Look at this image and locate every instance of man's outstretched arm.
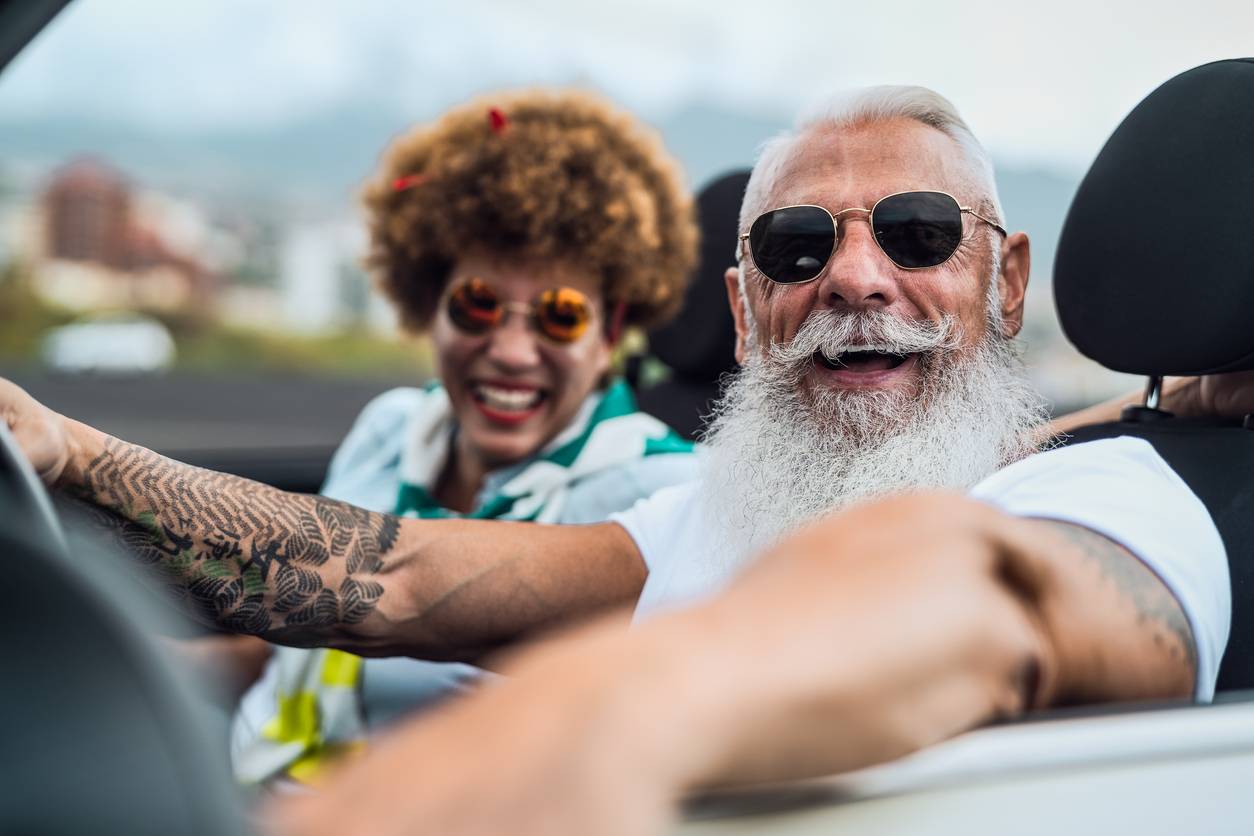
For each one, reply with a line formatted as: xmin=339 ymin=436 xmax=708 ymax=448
xmin=269 ymin=493 xmax=1200 ymax=836
xmin=2 ymin=378 xmax=644 ymax=659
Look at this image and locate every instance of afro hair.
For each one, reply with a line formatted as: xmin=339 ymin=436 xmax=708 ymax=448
xmin=361 ymin=88 xmax=699 ymax=333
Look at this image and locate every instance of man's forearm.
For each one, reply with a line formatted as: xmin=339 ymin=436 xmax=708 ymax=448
xmin=592 ymin=499 xmax=1194 ymax=790
xmin=625 ymin=494 xmax=1050 ymax=788
xmin=58 ymin=421 xmax=401 ymax=648
xmin=52 ymin=419 xmax=646 ymax=658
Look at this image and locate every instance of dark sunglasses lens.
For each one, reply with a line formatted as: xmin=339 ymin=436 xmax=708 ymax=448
xmin=749 ymin=206 xmax=835 ymax=283
xmin=535 ymin=287 xmax=592 ymax=343
xmin=872 ymin=192 xmax=963 ymax=268
xmin=447 ymin=278 xmax=501 ymax=333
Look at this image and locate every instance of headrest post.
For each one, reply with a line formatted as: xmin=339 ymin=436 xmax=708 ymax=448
xmin=1143 ymin=375 xmax=1165 ymax=410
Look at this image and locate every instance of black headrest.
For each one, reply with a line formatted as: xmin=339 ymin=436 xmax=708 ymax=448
xmin=647 ymin=169 xmax=749 ymax=379
xmin=1054 ymin=58 xmax=1254 ymax=376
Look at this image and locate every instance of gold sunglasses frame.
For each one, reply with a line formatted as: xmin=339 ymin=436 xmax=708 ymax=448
xmin=735 ymin=189 xmax=1008 ymax=282
xmin=445 ymin=279 xmax=598 ymax=344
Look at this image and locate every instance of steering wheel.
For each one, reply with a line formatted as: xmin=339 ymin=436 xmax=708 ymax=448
xmin=0 ymin=421 xmax=68 ymax=555
xmin=0 ymin=420 xmax=247 ymax=836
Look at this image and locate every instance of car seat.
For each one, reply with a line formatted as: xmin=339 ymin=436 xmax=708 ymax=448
xmin=1052 ymin=58 xmax=1254 ymax=692
xmin=629 ymin=169 xmax=749 ymax=440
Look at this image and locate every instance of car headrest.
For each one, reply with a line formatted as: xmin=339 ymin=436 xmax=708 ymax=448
xmin=647 ymin=169 xmax=749 ymax=379
xmin=1054 ymin=58 xmax=1254 ymax=376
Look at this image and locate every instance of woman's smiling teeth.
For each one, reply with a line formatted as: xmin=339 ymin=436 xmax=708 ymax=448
xmin=473 ymin=383 xmax=546 ymax=412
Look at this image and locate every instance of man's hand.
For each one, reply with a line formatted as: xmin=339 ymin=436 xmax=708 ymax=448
xmin=267 ymin=494 xmax=1048 ymax=836
xmin=0 ymin=377 xmax=74 ymax=485
xmin=261 ymin=491 xmax=1199 ymax=835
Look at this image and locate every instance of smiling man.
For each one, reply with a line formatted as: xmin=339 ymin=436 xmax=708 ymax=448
xmin=635 ymin=101 xmax=1051 ymax=613
xmin=0 ymin=85 xmax=1235 ymax=834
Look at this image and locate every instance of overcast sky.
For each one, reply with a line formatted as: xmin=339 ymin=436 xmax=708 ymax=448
xmin=2 ymin=0 xmax=1251 ymax=170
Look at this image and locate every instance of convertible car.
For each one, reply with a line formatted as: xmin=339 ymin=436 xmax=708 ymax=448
xmin=2 ymin=4 xmax=1253 ymax=835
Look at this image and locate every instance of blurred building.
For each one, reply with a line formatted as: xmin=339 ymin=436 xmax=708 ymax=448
xmin=36 ymin=157 xmax=217 ymax=312
xmin=263 ymin=218 xmax=391 ymax=334
xmin=42 ymin=158 xmax=132 ymax=268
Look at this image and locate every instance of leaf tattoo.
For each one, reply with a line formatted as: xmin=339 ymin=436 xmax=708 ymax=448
xmin=69 ymin=437 xmax=401 ymax=643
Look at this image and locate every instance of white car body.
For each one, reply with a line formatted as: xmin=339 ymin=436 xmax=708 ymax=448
xmin=680 ymin=698 xmax=1254 ymax=834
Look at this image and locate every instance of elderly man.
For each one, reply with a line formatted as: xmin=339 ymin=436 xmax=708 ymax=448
xmin=0 ymin=85 xmax=1236 ymax=834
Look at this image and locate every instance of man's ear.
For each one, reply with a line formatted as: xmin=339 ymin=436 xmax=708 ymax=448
xmin=997 ymin=232 xmax=1030 ymax=338
xmin=724 ymin=266 xmax=750 ymax=364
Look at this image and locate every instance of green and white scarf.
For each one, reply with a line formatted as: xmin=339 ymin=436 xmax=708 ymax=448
xmin=394 ymin=379 xmax=691 ymax=522
xmin=234 ymin=380 xmax=690 ymax=785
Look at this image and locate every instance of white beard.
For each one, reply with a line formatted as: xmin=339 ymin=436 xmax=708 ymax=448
xmin=697 ymin=301 xmax=1048 ymax=577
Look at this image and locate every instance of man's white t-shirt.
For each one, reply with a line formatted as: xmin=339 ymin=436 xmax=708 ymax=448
xmin=610 ymin=437 xmax=1231 ymax=700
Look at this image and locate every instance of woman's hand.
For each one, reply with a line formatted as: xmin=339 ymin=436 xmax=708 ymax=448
xmin=1170 ymin=371 xmax=1254 ymax=420
xmin=0 ymin=377 xmax=75 ymax=486
xmin=1043 ymin=371 xmax=1254 ymax=444
xmin=164 ymin=635 xmax=274 ymax=703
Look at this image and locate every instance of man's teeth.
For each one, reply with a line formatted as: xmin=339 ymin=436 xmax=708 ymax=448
xmin=816 ymin=346 xmax=909 ymax=370
xmin=475 ymin=384 xmax=543 ymax=412
xmin=836 ymin=344 xmax=897 ymax=355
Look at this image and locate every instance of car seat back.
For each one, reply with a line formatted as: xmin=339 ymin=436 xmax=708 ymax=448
xmin=1053 ymin=58 xmax=1254 ymax=692
xmin=630 ymin=169 xmax=748 ymax=439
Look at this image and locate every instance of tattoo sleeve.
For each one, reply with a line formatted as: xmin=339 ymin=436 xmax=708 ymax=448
xmin=1047 ymin=521 xmax=1198 ymax=681
xmin=64 ymin=437 xmax=400 ymax=646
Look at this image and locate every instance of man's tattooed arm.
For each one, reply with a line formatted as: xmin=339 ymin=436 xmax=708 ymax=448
xmin=51 ymin=429 xmax=645 ymax=661
xmin=64 ymin=436 xmax=400 ymax=648
xmin=1042 ymin=520 xmax=1198 ymax=698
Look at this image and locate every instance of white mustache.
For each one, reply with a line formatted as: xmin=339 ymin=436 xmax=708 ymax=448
xmin=769 ymin=309 xmax=961 ymax=368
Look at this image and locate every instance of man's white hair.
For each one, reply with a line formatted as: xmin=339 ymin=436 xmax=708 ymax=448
xmin=739 ymin=85 xmax=1003 ymax=234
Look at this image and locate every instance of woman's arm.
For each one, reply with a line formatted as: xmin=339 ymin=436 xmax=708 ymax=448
xmin=1037 ymin=370 xmax=1254 ymax=446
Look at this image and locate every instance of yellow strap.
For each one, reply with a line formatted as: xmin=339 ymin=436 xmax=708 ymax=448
xmin=262 ymin=691 xmax=319 ymax=744
xmin=321 ymin=650 xmax=364 ymax=687
xmin=258 ymin=651 xmax=368 ymax=782
xmin=287 ymin=741 xmax=367 ymax=785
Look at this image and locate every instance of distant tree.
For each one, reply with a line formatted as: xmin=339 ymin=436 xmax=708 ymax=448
xmin=0 ymin=164 xmax=15 ymax=201
xmin=0 ymin=261 xmax=75 ymax=362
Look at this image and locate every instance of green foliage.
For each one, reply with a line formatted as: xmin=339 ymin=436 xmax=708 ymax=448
xmin=0 ymin=263 xmax=77 ymax=359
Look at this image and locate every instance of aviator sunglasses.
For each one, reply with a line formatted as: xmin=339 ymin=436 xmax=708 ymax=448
xmin=737 ymin=190 xmax=1007 ymax=283
xmin=445 ymin=277 xmax=595 ymax=344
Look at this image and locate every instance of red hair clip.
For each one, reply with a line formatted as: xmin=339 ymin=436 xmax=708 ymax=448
xmin=392 ymin=174 xmax=427 ymax=192
xmin=488 ymin=107 xmax=509 ymax=134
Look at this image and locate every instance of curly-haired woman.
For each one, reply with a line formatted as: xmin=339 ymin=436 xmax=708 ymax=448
xmin=229 ymin=89 xmax=701 ymax=785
